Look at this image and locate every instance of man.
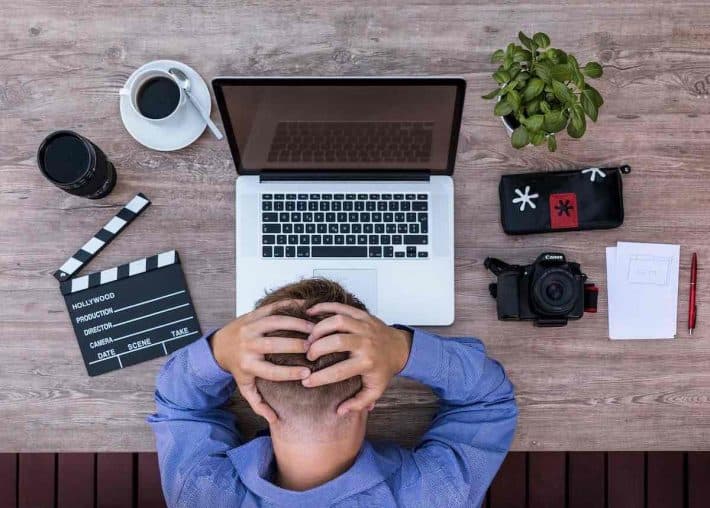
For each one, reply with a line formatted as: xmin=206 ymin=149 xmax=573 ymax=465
xmin=149 ymin=278 xmax=517 ymax=507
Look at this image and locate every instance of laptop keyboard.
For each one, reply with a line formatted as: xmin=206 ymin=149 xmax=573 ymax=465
xmin=267 ymin=122 xmax=433 ymax=163
xmin=261 ymin=193 xmax=430 ymax=259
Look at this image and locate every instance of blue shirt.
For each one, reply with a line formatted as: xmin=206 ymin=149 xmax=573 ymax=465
xmin=148 ymin=328 xmax=517 ymax=507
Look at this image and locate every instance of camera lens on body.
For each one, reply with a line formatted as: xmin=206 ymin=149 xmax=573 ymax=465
xmin=532 ymin=268 xmax=578 ymax=316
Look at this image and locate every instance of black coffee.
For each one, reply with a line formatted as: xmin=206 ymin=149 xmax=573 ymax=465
xmin=136 ymin=76 xmax=180 ymax=119
xmin=42 ymin=133 xmax=90 ymax=183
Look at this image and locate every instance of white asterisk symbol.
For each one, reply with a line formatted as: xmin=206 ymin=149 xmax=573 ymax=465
xmin=512 ymin=186 xmax=539 ymax=212
xmin=581 ymin=167 xmax=606 ymax=182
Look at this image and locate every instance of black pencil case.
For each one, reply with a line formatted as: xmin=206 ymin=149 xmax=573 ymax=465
xmin=499 ymin=165 xmax=630 ymax=235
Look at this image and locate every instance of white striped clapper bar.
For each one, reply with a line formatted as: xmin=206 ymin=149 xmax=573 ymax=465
xmin=60 ymin=250 xmax=179 ymax=295
xmin=53 ymin=193 xmax=151 ymax=282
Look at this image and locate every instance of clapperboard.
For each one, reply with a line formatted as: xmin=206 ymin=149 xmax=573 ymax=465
xmin=55 ymin=194 xmax=202 ymax=376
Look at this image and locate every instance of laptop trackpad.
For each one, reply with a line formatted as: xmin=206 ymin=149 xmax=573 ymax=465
xmin=313 ymin=269 xmax=378 ymax=314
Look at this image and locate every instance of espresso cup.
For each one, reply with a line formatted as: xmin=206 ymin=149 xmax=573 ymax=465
xmin=119 ymin=69 xmax=185 ymax=123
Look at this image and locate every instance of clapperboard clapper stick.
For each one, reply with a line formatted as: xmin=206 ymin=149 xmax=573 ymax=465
xmin=55 ymin=194 xmax=202 ymax=376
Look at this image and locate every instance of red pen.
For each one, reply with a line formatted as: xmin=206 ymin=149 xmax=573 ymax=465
xmin=689 ymin=253 xmax=697 ymax=335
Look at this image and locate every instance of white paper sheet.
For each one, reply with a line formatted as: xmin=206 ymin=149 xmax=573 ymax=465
xmin=606 ymin=242 xmax=680 ymax=339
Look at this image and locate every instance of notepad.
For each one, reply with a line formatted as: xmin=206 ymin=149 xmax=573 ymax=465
xmin=606 ymin=242 xmax=680 ymax=339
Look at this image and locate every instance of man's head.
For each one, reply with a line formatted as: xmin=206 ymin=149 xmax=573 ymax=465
xmin=254 ymin=278 xmax=367 ymax=429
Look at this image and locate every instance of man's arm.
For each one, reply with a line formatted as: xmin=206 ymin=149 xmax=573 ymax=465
xmin=147 ymin=302 xmax=314 ymax=507
xmin=303 ymin=304 xmax=516 ymax=508
xmin=147 ymin=333 xmax=245 ymax=507
xmin=396 ymin=328 xmax=518 ymax=507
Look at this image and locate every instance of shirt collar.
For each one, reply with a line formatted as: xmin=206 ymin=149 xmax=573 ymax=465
xmin=227 ymin=437 xmax=395 ymax=505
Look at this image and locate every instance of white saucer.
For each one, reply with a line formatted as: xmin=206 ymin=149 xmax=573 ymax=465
xmin=119 ymin=60 xmax=210 ymax=151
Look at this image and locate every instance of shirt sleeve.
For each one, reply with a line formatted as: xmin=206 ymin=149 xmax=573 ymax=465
xmin=146 ymin=330 xmax=246 ymax=507
xmin=394 ymin=327 xmax=518 ymax=507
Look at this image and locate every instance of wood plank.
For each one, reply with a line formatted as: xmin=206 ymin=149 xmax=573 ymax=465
xmin=488 ymin=452 xmax=526 ymax=508
xmin=57 ymin=453 xmax=95 ymax=508
xmin=607 ymin=452 xmax=644 ymax=508
xmin=96 ymin=453 xmax=134 ymax=508
xmin=568 ymin=452 xmax=605 ymax=508
xmin=647 ymin=452 xmax=685 ymax=508
xmin=528 ymin=452 xmax=566 ymax=508
xmin=2 ymin=1 xmax=710 ymax=452
xmin=688 ymin=452 xmax=710 ymax=508
xmin=137 ymin=452 xmax=166 ymax=508
xmin=0 ymin=453 xmax=17 ymax=508
xmin=18 ymin=453 xmax=55 ymax=508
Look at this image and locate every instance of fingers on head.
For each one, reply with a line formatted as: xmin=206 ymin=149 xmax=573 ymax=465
xmin=302 ymin=358 xmax=359 ymax=387
xmin=306 ymin=333 xmax=355 ymax=361
xmin=253 ymin=337 xmax=308 ymax=354
xmin=248 ymin=299 xmax=306 ymax=322
xmin=253 ymin=361 xmax=310 ymax=381
xmin=237 ymin=385 xmax=276 ymax=422
xmin=308 ymin=314 xmax=360 ymax=342
xmin=307 ymin=302 xmax=368 ymax=320
xmin=251 ymin=315 xmax=314 ymax=335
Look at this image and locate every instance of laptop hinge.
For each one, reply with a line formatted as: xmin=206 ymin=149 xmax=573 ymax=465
xmin=259 ymin=170 xmax=430 ymax=182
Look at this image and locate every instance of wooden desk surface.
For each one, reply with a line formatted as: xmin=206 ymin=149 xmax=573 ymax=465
xmin=2 ymin=1 xmax=709 ymax=452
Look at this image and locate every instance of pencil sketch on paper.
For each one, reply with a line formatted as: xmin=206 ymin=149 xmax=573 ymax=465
xmin=627 ymin=255 xmax=672 ymax=286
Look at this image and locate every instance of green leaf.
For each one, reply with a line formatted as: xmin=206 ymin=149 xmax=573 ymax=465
xmin=567 ymin=120 xmax=585 ymax=138
xmin=583 ymin=61 xmax=603 ymax=78
xmin=518 ymin=31 xmax=533 ymax=49
xmin=540 ymin=100 xmax=551 ymax=114
xmin=490 ymin=49 xmax=505 ymax=63
xmin=568 ymin=105 xmax=587 ymax=138
xmin=543 ymin=110 xmax=567 ymax=132
xmin=507 ymin=89 xmax=521 ymax=110
xmin=526 ymin=99 xmax=541 ymax=114
xmin=533 ymin=32 xmax=551 ymax=48
xmin=522 ymin=77 xmax=545 ymax=101
xmin=546 ymin=48 xmax=567 ymax=64
xmin=525 ymin=114 xmax=544 ymax=131
xmin=583 ymin=84 xmax=604 ymax=108
xmin=547 ymin=134 xmax=557 ymax=152
xmin=503 ymin=55 xmax=513 ymax=70
xmin=516 ymin=71 xmax=530 ymax=82
xmin=551 ymin=64 xmax=572 ymax=82
xmin=513 ymin=48 xmax=532 ymax=63
xmin=506 ymin=43 xmax=516 ymax=58
xmin=481 ymin=88 xmax=501 ymax=100
xmin=493 ymin=70 xmax=511 ymax=84
xmin=511 ymin=126 xmax=529 ymax=149
xmin=580 ymin=91 xmax=598 ymax=121
xmin=534 ymin=62 xmax=552 ymax=82
xmin=530 ymin=130 xmax=546 ymax=146
xmin=494 ymin=100 xmax=514 ymax=117
xmin=552 ymin=80 xmax=575 ymax=105
xmin=568 ymin=55 xmax=585 ymax=89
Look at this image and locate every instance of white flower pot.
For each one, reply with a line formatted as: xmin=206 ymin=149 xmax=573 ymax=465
xmin=501 ymin=114 xmax=517 ymax=136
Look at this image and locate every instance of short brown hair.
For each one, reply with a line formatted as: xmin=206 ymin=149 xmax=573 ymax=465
xmin=254 ymin=278 xmax=366 ymax=423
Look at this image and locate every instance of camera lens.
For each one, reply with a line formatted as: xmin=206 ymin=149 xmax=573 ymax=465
xmin=546 ymin=282 xmax=564 ymax=301
xmin=532 ymin=268 xmax=578 ymax=316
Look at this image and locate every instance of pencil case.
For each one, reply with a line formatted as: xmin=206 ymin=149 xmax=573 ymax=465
xmin=499 ymin=165 xmax=630 ymax=235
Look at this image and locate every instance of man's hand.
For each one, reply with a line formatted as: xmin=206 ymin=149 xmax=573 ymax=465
xmin=210 ymin=301 xmax=314 ymax=424
xmin=302 ymin=303 xmax=412 ymax=415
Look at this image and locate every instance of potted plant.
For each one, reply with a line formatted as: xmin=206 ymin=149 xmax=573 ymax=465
xmin=482 ymin=31 xmax=604 ymax=152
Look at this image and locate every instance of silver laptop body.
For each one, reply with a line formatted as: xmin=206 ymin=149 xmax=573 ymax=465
xmin=213 ymin=77 xmax=466 ymax=325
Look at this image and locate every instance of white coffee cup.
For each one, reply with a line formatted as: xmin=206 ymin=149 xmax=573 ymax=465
xmin=119 ymin=69 xmax=185 ymax=123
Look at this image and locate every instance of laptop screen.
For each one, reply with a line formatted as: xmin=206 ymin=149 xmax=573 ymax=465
xmin=213 ymin=78 xmax=465 ymax=175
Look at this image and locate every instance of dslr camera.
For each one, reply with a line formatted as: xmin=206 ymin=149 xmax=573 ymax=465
xmin=485 ymin=253 xmax=597 ymax=327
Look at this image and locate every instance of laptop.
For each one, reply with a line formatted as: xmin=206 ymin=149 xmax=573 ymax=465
xmin=212 ymin=77 xmax=465 ymax=325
